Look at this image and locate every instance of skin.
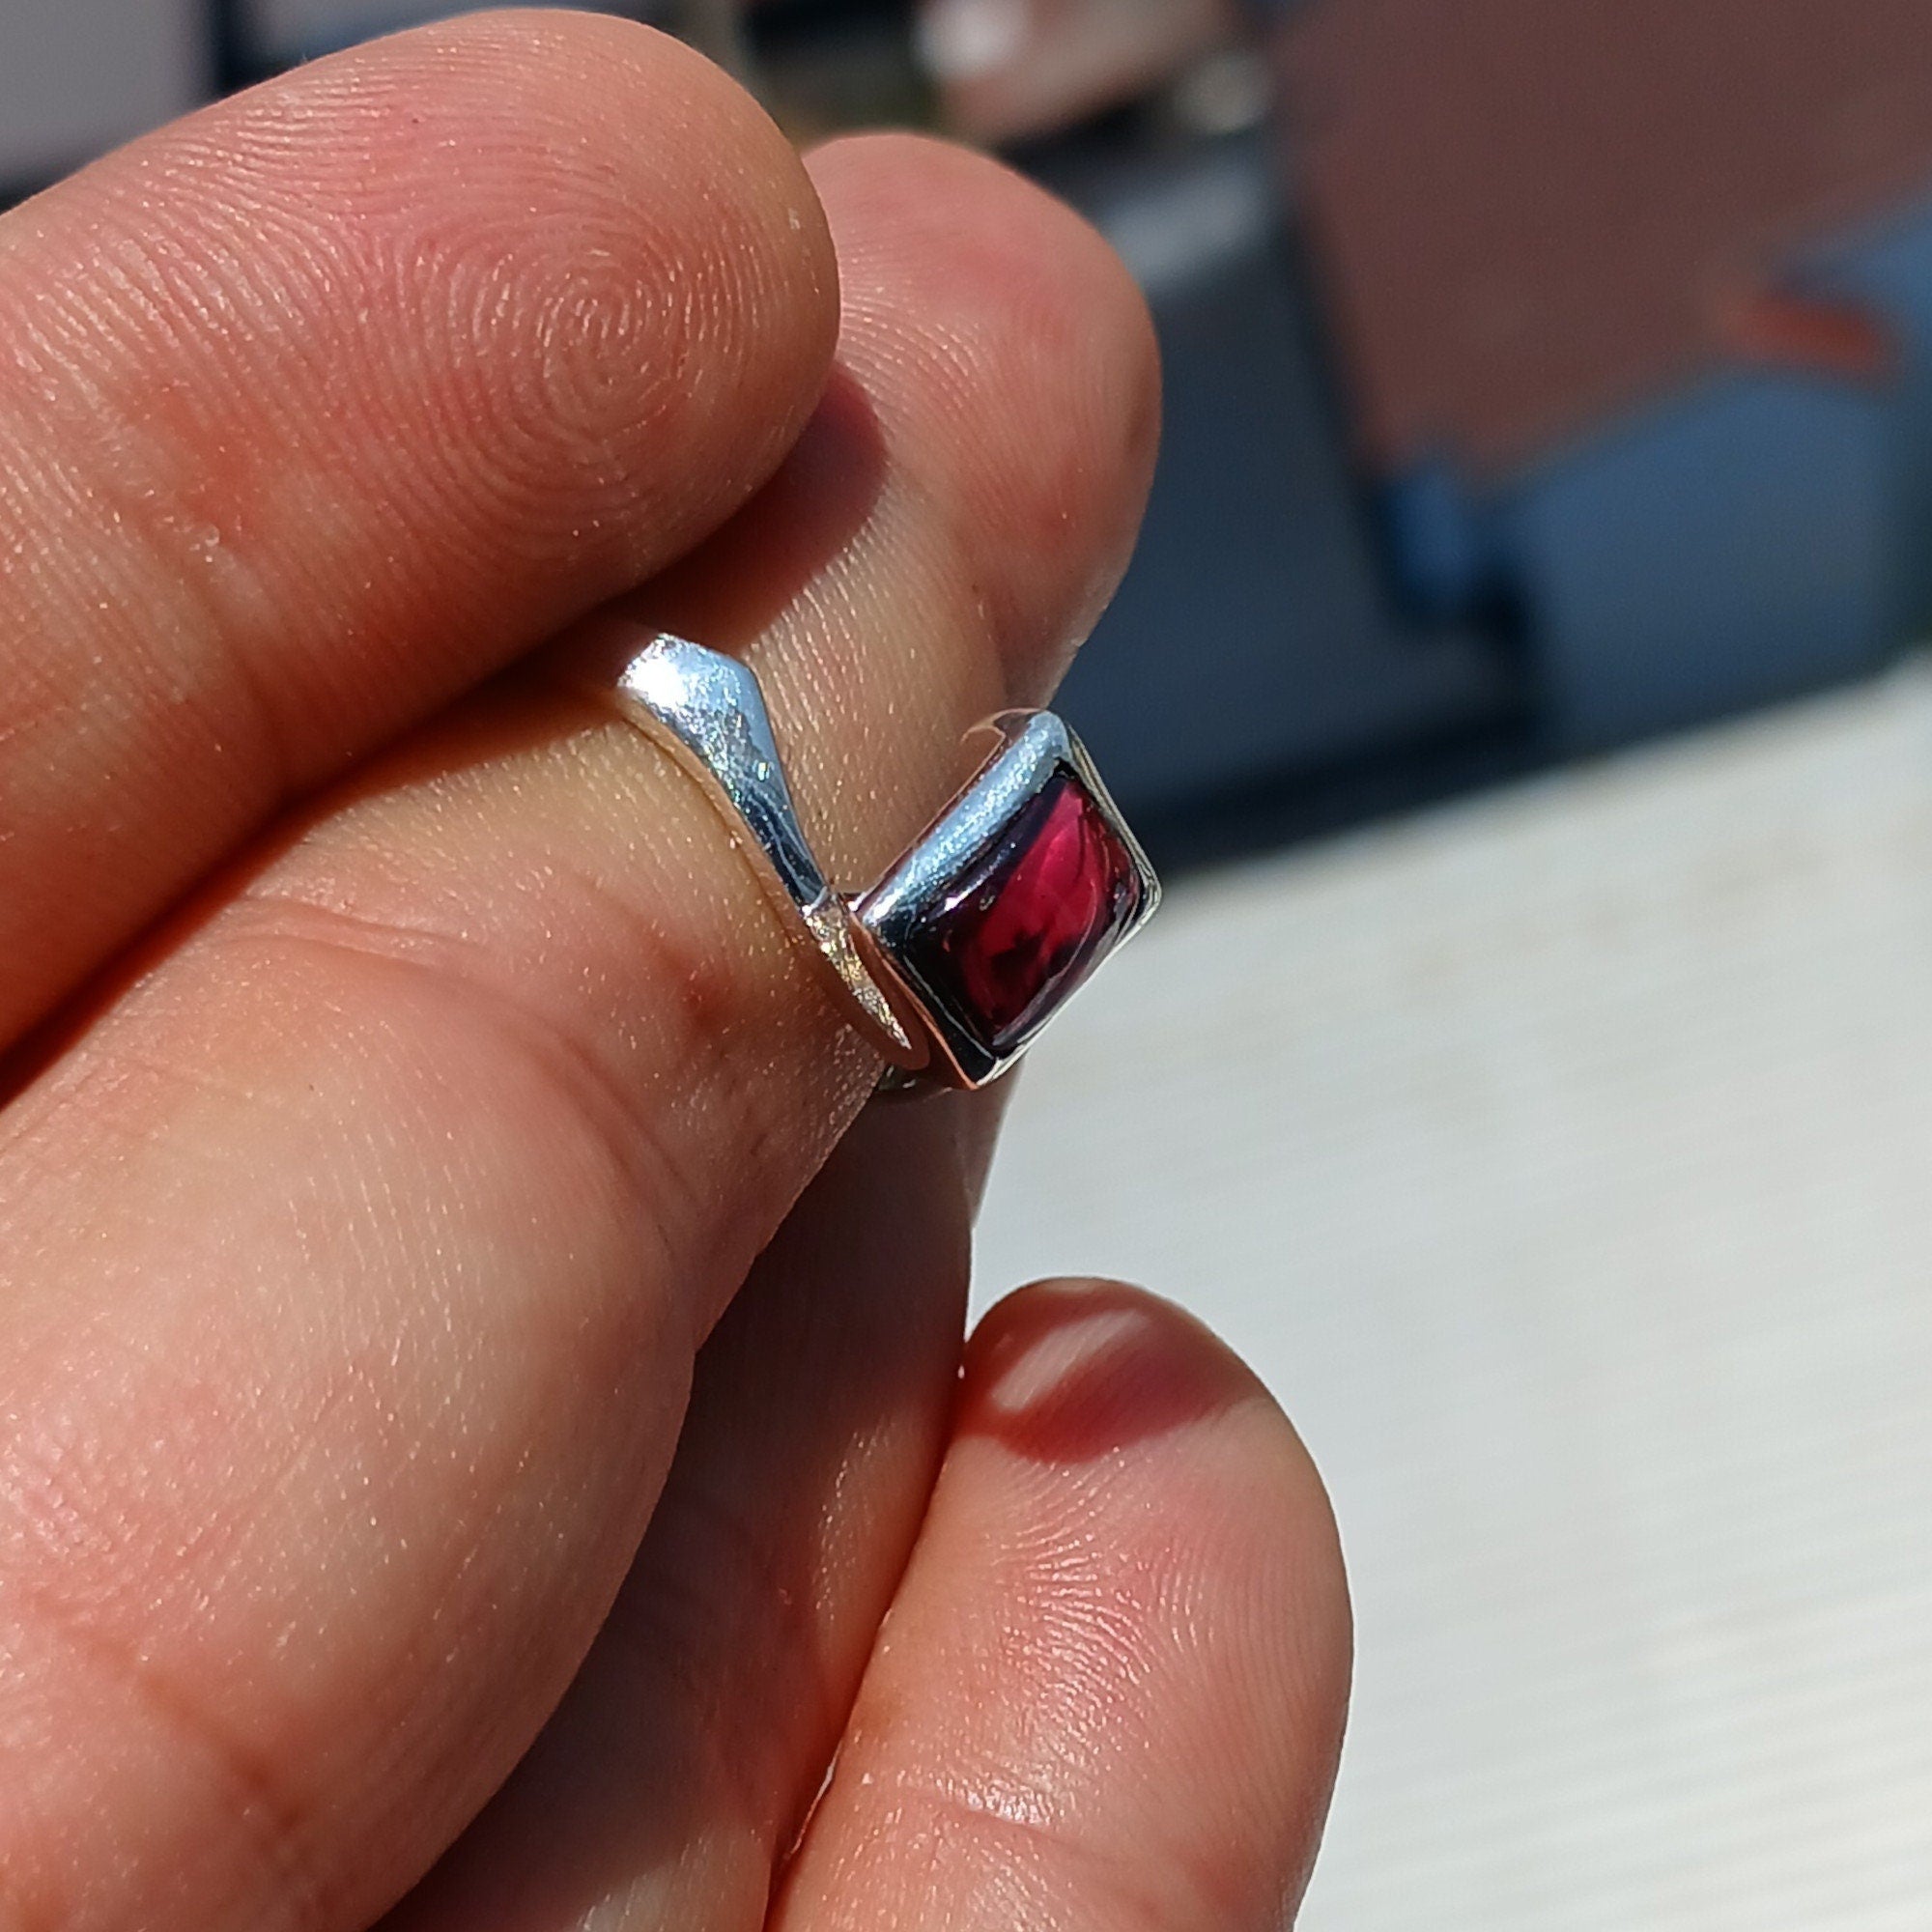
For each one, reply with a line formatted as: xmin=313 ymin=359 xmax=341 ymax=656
xmin=0 ymin=13 xmax=1350 ymax=1930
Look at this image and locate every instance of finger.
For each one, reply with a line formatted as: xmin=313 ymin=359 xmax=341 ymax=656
xmin=0 ymin=136 xmax=1157 ymax=1932
xmin=774 ymin=1282 xmax=1352 ymax=1932
xmin=384 ymin=1093 xmax=998 ymax=1932
xmin=0 ymin=9 xmax=837 ymax=1051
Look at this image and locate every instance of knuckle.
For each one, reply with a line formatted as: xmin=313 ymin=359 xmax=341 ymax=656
xmin=215 ymin=860 xmax=781 ymax=1295
xmin=0 ymin=1473 xmax=327 ymax=1930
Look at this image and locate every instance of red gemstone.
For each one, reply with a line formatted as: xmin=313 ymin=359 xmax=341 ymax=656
xmin=909 ymin=771 xmax=1146 ymax=1053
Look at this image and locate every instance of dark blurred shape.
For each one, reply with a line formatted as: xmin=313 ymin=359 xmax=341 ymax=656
xmin=743 ymin=0 xmax=934 ymax=143
xmin=1031 ymin=125 xmax=1518 ymax=843
xmin=17 ymin=1 xmax=1932 ymax=862
xmin=0 ymin=0 xmax=207 ymax=189
xmin=217 ymin=0 xmax=677 ymax=81
xmin=1281 ymin=0 xmax=1932 ymax=746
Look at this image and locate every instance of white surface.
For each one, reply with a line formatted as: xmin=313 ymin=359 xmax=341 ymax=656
xmin=977 ymin=662 xmax=1932 ymax=1928
xmin=0 ymin=0 xmax=204 ymax=181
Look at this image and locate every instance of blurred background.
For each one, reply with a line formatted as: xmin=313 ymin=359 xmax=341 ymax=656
xmin=8 ymin=2 xmax=1932 ymax=1924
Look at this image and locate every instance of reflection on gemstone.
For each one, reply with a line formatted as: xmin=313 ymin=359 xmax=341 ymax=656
xmin=906 ymin=769 xmax=1148 ymax=1054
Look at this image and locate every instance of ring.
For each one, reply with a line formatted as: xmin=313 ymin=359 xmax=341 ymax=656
xmin=572 ymin=630 xmax=1160 ymax=1091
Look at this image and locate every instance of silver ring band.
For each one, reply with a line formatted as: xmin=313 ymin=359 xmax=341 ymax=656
xmin=573 ymin=630 xmax=1159 ymax=1091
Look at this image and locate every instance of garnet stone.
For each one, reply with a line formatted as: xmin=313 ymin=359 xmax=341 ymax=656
xmin=902 ymin=768 xmax=1148 ymax=1056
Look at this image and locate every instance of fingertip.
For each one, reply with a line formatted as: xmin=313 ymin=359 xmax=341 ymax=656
xmin=967 ymin=1274 xmax=1353 ymax=1879
xmin=11 ymin=7 xmax=844 ymax=603
xmin=965 ymin=1276 xmax=1269 ymax=1463
xmin=966 ymin=1271 xmax=1350 ymax=1636
xmin=777 ymin=1276 xmax=1351 ymax=1929
xmin=803 ymin=133 xmax=1162 ymax=696
xmin=290 ymin=9 xmax=845 ymax=559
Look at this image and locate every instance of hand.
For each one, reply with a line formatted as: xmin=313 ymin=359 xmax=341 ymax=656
xmin=0 ymin=13 xmax=1349 ymax=1928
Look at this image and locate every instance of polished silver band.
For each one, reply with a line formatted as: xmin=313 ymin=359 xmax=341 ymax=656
xmin=577 ymin=630 xmax=919 ymax=1065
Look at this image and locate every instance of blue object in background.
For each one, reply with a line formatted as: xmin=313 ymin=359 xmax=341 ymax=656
xmin=1377 ymin=457 xmax=1503 ymax=628
xmin=1361 ymin=180 xmax=1932 ymax=753
xmin=1496 ymin=371 xmax=1895 ymax=749
xmin=1817 ymin=196 xmax=1932 ymax=639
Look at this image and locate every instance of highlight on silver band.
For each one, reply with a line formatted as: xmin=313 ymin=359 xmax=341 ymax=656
xmin=578 ymin=631 xmax=919 ymax=1065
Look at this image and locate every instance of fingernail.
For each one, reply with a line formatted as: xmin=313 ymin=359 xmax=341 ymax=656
xmin=987 ymin=1302 xmax=1148 ymax=1416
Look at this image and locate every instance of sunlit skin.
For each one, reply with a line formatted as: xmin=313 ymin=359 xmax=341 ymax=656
xmin=0 ymin=13 xmax=1350 ymax=1928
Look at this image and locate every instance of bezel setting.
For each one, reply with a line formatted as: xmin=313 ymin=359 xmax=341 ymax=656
xmin=855 ymin=712 xmax=1161 ymax=1089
